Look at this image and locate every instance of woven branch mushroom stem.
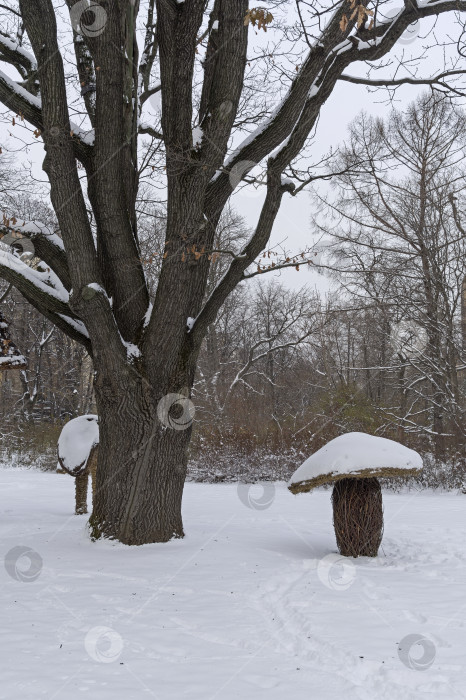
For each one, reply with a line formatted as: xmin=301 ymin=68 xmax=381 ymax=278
xmin=60 ymin=446 xmax=98 ymax=515
xmin=75 ymin=472 xmax=89 ymax=515
xmin=331 ymin=477 xmax=384 ymax=557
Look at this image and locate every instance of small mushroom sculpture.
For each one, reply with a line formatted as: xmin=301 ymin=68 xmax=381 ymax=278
xmin=57 ymin=415 xmax=99 ymax=515
xmin=288 ymin=432 xmax=422 ymax=557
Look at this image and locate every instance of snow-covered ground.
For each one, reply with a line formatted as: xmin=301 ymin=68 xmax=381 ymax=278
xmin=1 ymin=468 xmax=466 ymax=699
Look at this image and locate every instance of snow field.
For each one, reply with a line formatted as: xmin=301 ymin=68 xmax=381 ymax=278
xmin=1 ymin=469 xmax=466 ymax=699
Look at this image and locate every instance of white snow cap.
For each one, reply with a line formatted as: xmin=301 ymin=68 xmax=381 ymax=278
xmin=57 ymin=415 xmax=99 ymax=476
xmin=289 ymin=432 xmax=422 ymax=489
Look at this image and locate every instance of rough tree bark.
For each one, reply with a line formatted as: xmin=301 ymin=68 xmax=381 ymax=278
xmin=1 ymin=0 xmax=466 ymax=543
xmin=89 ymin=371 xmax=193 ymax=542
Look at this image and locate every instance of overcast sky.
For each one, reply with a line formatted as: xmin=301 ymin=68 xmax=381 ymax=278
xmin=233 ymin=11 xmax=465 ymax=293
xmin=232 ymin=78 xmax=428 ymax=293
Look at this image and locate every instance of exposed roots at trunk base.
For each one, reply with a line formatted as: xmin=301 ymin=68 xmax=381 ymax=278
xmin=331 ymin=477 xmax=383 ymax=557
xmin=87 ymin=511 xmax=184 ymax=545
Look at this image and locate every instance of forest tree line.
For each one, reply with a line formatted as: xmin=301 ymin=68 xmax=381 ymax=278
xmin=1 ymin=94 xmax=466 ymax=482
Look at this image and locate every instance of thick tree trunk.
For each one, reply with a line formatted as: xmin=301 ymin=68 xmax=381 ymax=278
xmin=332 ymin=477 xmax=383 ymax=557
xmin=89 ymin=378 xmax=192 ymax=545
xmin=75 ymin=472 xmax=89 ymax=515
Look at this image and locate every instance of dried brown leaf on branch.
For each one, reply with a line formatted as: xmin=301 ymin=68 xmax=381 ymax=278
xmin=341 ymin=3 xmax=374 ymax=31
xmin=244 ymin=8 xmax=273 ymax=31
xmin=350 ymin=4 xmax=374 ymax=28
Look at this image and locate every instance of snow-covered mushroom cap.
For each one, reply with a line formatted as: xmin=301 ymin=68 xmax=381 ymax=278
xmin=57 ymin=414 xmax=99 ymax=476
xmin=288 ymin=432 xmax=422 ymax=494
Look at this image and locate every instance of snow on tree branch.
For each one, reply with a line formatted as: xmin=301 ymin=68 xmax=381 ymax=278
xmin=0 ymin=246 xmax=71 ymax=312
xmin=0 ymin=34 xmax=37 ymax=76
xmin=0 ymin=69 xmax=93 ymax=160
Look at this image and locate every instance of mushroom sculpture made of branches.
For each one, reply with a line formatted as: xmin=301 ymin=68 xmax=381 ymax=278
xmin=288 ymin=432 xmax=423 ymax=558
xmin=57 ymin=415 xmax=99 ymax=515
xmin=0 ymin=310 xmax=27 ymax=370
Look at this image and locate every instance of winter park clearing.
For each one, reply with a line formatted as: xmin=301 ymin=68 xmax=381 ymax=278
xmin=2 ymin=467 xmax=466 ymax=699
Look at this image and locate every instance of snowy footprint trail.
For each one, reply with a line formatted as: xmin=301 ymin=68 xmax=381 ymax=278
xmin=1 ymin=469 xmax=466 ymax=699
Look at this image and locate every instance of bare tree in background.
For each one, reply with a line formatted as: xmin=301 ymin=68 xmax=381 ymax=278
xmin=0 ymin=2 xmax=466 ymax=543
xmin=195 ymin=280 xmax=319 ymax=422
xmin=314 ymin=94 xmax=466 ymax=458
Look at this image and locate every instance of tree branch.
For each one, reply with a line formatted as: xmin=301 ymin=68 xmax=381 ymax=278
xmin=0 ymin=248 xmax=73 ymax=317
xmin=206 ymin=0 xmax=466 ymax=217
xmin=0 ymin=69 xmax=93 ymax=164
xmin=0 ymin=220 xmax=71 ymax=289
xmin=0 ymin=33 xmax=36 ymax=77
xmin=339 ymin=69 xmax=466 ymax=95
xmin=19 ymin=289 xmax=92 ymax=352
xmin=71 ymin=0 xmax=149 ymax=340
xmin=191 ymin=168 xmax=285 ymax=347
xmin=138 ymin=123 xmax=164 ymax=140
xmin=17 ymin=0 xmax=124 ymax=358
